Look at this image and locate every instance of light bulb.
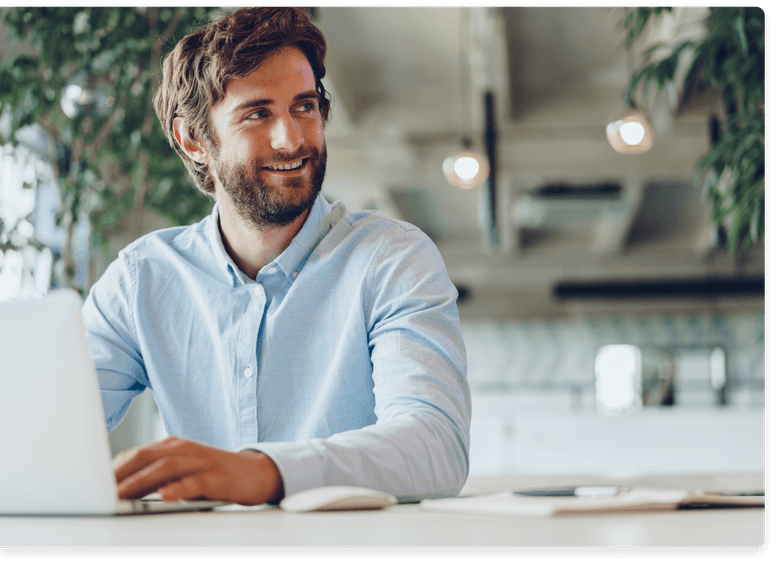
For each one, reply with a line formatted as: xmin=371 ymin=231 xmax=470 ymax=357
xmin=443 ymin=150 xmax=490 ymax=189
xmin=454 ymin=156 xmax=480 ymax=180
xmin=60 ymin=68 xmax=114 ymax=118
xmin=606 ymin=109 xmax=654 ymax=155
xmin=619 ymin=122 xmax=645 ymax=145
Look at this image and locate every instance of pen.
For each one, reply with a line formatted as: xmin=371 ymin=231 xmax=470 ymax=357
xmin=705 ymin=490 xmax=764 ymax=497
xmin=513 ymin=486 xmax=626 ymax=497
xmin=513 ymin=487 xmax=764 ymax=498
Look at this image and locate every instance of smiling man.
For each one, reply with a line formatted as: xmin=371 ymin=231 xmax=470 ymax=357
xmin=82 ymin=7 xmax=470 ymax=506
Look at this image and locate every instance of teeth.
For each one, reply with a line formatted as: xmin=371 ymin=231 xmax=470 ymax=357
xmin=268 ymin=159 xmax=303 ymax=171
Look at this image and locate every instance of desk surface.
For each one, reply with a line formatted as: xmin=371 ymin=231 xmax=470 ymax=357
xmin=0 ymin=473 xmax=764 ymax=548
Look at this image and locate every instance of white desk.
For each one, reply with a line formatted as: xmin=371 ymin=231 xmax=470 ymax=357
xmin=0 ymin=473 xmax=764 ymax=547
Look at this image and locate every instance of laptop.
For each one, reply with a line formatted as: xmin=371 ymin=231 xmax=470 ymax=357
xmin=0 ymin=289 xmax=226 ymax=515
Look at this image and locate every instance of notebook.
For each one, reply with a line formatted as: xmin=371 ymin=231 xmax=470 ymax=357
xmin=420 ymin=488 xmax=765 ymax=518
xmin=0 ymin=289 xmax=226 ymax=515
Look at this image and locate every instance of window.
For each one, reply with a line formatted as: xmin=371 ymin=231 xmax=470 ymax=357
xmin=595 ymin=344 xmax=643 ymax=416
xmin=0 ymin=136 xmax=89 ymax=301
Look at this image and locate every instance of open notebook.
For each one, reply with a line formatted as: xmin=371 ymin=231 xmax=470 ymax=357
xmin=0 ymin=290 xmax=226 ymax=515
xmin=420 ymin=487 xmax=764 ymax=518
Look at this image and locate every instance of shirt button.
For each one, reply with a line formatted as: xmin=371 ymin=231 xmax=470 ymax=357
xmin=292 ymin=271 xmax=298 ymax=278
xmin=243 ymin=367 xmax=253 ymax=378
xmin=267 ymin=267 xmax=277 ymax=274
xmin=253 ymin=287 xmax=262 ymax=296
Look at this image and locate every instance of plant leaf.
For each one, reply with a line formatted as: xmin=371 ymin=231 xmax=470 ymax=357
xmin=734 ymin=11 xmax=748 ymax=53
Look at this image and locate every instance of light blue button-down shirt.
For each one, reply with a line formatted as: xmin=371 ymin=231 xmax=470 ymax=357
xmin=82 ymin=195 xmax=470 ymax=502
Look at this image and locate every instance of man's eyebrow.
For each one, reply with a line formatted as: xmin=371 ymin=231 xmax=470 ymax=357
xmin=230 ymin=98 xmax=273 ymax=114
xmin=294 ymin=90 xmax=319 ymax=102
xmin=230 ymin=91 xmax=320 ymax=115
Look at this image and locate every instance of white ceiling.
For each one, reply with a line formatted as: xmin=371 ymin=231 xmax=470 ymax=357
xmin=318 ymin=8 xmax=463 ymax=129
xmin=314 ymin=7 xmax=708 ymax=240
xmin=317 ymin=8 xmax=628 ymax=132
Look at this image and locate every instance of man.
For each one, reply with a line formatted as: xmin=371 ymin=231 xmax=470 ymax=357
xmin=83 ymin=7 xmax=470 ymax=506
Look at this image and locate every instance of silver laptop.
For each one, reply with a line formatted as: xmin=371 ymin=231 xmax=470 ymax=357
xmin=0 ymin=289 xmax=225 ymax=515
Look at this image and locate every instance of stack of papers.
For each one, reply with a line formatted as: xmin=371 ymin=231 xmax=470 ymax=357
xmin=419 ymin=489 xmax=764 ymax=518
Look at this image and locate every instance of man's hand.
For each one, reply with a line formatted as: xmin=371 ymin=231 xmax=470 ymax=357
xmin=113 ymin=435 xmax=284 ymax=506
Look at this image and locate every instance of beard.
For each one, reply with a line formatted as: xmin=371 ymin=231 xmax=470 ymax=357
xmin=213 ymin=143 xmax=327 ymax=230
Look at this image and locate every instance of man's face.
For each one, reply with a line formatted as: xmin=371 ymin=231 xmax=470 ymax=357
xmin=206 ymin=46 xmax=327 ymax=229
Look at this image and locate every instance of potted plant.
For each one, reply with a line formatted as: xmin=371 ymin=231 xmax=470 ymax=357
xmin=0 ymin=7 xmax=217 ymax=293
xmin=622 ymin=7 xmax=764 ymax=256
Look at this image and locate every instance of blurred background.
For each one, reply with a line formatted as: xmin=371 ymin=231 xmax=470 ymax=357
xmin=0 ymin=7 xmax=765 ymax=478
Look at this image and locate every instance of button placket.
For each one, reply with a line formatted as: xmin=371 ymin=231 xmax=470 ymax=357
xmin=236 ymin=285 xmax=266 ymax=440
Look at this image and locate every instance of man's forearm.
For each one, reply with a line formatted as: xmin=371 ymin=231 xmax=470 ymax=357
xmin=247 ymin=408 xmax=470 ymax=502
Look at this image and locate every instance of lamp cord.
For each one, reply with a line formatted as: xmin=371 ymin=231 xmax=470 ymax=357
xmin=624 ymin=7 xmax=637 ymax=108
xmin=459 ymin=8 xmax=472 ymax=148
xmin=83 ymin=8 xmax=94 ymax=71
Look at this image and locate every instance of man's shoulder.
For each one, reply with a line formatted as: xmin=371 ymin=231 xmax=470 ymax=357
xmin=118 ymin=214 xmax=211 ymax=259
xmin=335 ymin=205 xmax=426 ymax=244
xmin=312 ymin=204 xmax=442 ymax=268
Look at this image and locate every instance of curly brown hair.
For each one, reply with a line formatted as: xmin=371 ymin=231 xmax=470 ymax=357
xmin=154 ymin=7 xmax=331 ymax=197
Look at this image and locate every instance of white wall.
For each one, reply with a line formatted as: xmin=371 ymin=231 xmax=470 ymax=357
xmin=463 ymin=312 xmax=765 ymax=476
xmin=469 ymin=393 xmax=763 ymax=476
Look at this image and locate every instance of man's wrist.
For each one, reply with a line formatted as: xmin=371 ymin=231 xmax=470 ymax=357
xmin=240 ymin=449 xmax=285 ymax=504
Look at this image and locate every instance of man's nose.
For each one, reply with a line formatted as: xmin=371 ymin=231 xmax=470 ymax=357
xmin=269 ymin=113 xmax=304 ymax=152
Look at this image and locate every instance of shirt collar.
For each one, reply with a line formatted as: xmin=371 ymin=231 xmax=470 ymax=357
xmin=207 ymin=202 xmax=243 ymax=286
xmin=273 ymin=194 xmax=335 ymax=282
xmin=208 ymin=195 xmax=339 ymax=286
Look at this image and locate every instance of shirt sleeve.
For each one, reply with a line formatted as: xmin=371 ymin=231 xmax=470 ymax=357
xmin=81 ymin=250 xmax=149 ymax=432
xmin=244 ymin=226 xmax=471 ymax=502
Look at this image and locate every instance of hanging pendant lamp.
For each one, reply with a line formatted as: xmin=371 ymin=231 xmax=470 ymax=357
xmin=444 ymin=8 xmax=490 ymax=189
xmin=606 ymin=8 xmax=655 ymax=156
xmin=443 ymin=138 xmax=490 ymax=189
xmin=606 ymin=102 xmax=654 ymax=155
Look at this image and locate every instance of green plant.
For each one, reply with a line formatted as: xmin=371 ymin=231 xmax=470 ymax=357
xmin=0 ymin=7 xmax=217 ymax=290
xmin=623 ymin=7 xmax=764 ymax=255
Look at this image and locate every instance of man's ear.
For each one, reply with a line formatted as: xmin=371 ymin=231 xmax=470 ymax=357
xmin=173 ymin=117 xmax=209 ymax=164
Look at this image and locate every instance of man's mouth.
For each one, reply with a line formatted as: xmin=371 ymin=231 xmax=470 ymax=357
xmin=265 ymin=158 xmax=305 ymax=172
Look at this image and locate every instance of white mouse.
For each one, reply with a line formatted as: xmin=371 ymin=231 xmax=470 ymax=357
xmin=279 ymin=486 xmax=398 ymax=512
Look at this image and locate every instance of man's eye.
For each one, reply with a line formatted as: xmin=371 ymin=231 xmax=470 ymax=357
xmin=298 ymin=101 xmax=317 ymax=113
xmin=247 ymin=109 xmax=269 ymax=119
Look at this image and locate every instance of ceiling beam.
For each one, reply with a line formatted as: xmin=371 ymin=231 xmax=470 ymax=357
xmin=590 ymin=178 xmax=644 ymax=256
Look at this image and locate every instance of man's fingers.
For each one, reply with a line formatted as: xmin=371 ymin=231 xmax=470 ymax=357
xmin=158 ymin=474 xmax=210 ymax=501
xmin=116 ymin=455 xmax=212 ymax=500
xmin=112 ymin=437 xmax=283 ymax=505
xmin=113 ymin=435 xmax=191 ymax=482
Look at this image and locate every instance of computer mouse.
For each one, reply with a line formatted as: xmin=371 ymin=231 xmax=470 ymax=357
xmin=279 ymin=486 xmax=398 ymax=512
